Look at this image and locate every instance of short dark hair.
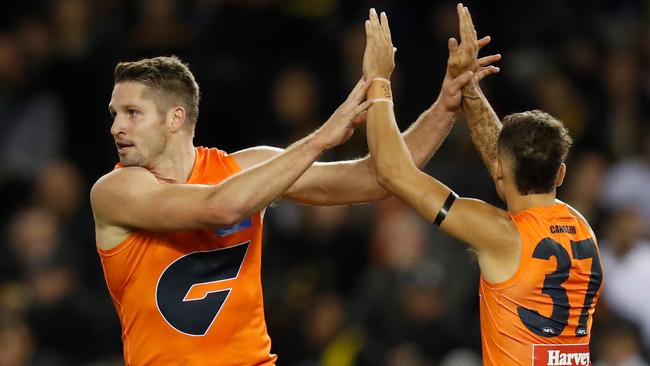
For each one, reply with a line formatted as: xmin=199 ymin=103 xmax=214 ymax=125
xmin=498 ymin=110 xmax=573 ymax=195
xmin=114 ymin=56 xmax=200 ymax=126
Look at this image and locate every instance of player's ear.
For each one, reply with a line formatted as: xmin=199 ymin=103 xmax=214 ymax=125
xmin=555 ymin=163 xmax=566 ymax=187
xmin=169 ymin=107 xmax=186 ymax=133
xmin=494 ymin=157 xmax=503 ymax=181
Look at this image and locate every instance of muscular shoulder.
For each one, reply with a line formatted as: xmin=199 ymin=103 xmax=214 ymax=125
xmin=90 ymin=167 xmax=156 ymax=223
xmin=231 ymin=146 xmax=283 ymax=170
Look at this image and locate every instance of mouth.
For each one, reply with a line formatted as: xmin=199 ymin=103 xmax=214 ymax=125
xmin=116 ymin=142 xmax=134 ymax=154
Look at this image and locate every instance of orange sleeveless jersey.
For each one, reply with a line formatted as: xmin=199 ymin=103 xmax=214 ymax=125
xmin=479 ymin=204 xmax=603 ymax=366
xmin=98 ymin=147 xmax=277 ymax=366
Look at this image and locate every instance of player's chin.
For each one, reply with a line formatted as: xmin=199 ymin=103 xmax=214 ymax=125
xmin=118 ymin=157 xmax=139 ymax=167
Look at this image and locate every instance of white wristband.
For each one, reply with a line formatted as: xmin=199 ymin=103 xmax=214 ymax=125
xmin=372 ymin=77 xmax=391 ymax=84
xmin=369 ymin=98 xmax=394 ymax=105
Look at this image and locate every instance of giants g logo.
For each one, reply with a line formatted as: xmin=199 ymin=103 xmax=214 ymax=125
xmin=155 ymin=242 xmax=250 ymax=336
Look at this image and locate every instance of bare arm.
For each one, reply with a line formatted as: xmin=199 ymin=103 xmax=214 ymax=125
xmin=447 ymin=4 xmax=502 ymax=179
xmin=461 ymin=81 xmax=501 ymax=178
xmin=92 ymin=133 xmax=328 ymax=232
xmin=233 ymin=101 xmax=456 ymax=205
xmin=232 ymin=5 xmax=502 ymax=206
xmin=92 ymin=79 xmax=372 ymax=232
xmin=364 ymin=9 xmax=518 ymax=255
xmin=367 ymin=85 xmax=515 ymax=253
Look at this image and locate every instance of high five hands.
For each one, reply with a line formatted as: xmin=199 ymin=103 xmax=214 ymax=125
xmin=363 ymin=8 xmax=395 ymax=81
xmin=448 ymin=3 xmax=501 ymax=81
xmin=439 ymin=3 xmax=502 ymax=112
xmin=361 ymin=5 xmax=501 ymax=113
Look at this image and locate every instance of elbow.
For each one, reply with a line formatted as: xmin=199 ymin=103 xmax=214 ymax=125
xmin=205 ymin=201 xmax=247 ymax=228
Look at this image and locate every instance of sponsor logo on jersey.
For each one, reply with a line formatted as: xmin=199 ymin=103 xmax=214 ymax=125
xmin=216 ymin=218 xmax=252 ymax=237
xmin=533 ymin=343 xmax=590 ymax=366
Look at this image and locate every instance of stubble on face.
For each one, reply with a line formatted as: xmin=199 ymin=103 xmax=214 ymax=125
xmin=114 ymin=85 xmax=170 ymax=168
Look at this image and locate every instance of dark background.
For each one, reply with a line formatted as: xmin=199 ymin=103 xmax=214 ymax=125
xmin=0 ymin=0 xmax=648 ymax=365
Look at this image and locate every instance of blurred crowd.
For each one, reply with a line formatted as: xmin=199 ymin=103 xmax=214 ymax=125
xmin=0 ymin=0 xmax=648 ymax=365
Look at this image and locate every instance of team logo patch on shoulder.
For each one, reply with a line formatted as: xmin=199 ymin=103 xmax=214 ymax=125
xmin=533 ymin=343 xmax=590 ymax=366
xmin=216 ymin=218 xmax=252 ymax=237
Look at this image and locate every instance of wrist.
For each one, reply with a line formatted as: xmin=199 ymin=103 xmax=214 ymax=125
xmin=367 ymin=71 xmax=392 ymax=80
xmin=368 ymin=78 xmax=393 ymax=104
xmin=306 ymin=132 xmax=329 ymax=155
xmin=461 ymin=79 xmax=481 ymax=97
xmin=430 ymin=100 xmax=458 ymax=122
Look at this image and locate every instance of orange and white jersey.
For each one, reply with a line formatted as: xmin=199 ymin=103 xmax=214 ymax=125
xmin=480 ymin=203 xmax=603 ymax=366
xmin=98 ymin=147 xmax=276 ymax=366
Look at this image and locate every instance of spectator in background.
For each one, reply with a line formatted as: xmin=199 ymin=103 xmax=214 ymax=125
xmin=536 ymin=71 xmax=589 ymax=145
xmin=602 ymin=129 xmax=650 ymax=232
xmin=593 ymin=317 xmax=649 ymax=366
xmin=263 ymin=204 xmax=372 ymax=365
xmin=31 ymin=160 xmax=101 ymax=286
xmin=48 ymin=0 xmax=118 ymax=180
xmin=129 ymin=0 xmax=193 ymax=56
xmin=32 ymin=160 xmax=84 ymax=220
xmin=0 ymin=308 xmax=35 ymax=366
xmin=603 ymin=51 xmax=645 ymax=159
xmin=269 ymin=66 xmax=323 ymax=146
xmin=559 ymin=150 xmax=609 ymax=232
xmin=0 ymin=33 xmax=64 ymax=183
xmin=353 ymin=203 xmax=464 ymax=365
xmin=297 ymin=293 xmax=353 ymax=366
xmin=4 ymin=207 xmax=63 ymax=280
xmin=15 ymin=16 xmax=54 ymax=78
xmin=0 ymin=1 xmax=646 ymax=364
xmin=25 ymin=260 xmax=120 ymax=364
xmin=600 ymin=208 xmax=650 ymax=352
xmin=51 ymin=0 xmax=94 ymax=61
xmin=2 ymin=204 xmax=121 ymax=363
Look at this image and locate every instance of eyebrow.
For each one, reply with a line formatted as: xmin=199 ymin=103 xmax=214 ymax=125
xmin=108 ymin=103 xmax=141 ymax=113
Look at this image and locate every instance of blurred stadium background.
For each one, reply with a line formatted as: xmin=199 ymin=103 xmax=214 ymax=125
xmin=0 ymin=0 xmax=648 ymax=365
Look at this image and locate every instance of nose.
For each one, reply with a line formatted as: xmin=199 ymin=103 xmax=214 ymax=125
xmin=110 ymin=115 xmax=125 ymax=137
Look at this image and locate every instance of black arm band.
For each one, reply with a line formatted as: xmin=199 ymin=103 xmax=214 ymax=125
xmin=433 ymin=191 xmax=458 ymax=226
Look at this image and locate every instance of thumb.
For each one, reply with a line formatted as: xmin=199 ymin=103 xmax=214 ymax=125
xmin=456 ymin=70 xmax=473 ymax=86
xmin=448 ymin=71 xmax=474 ymax=93
xmin=448 ymin=38 xmax=459 ymax=54
xmin=459 ymin=70 xmax=474 ymax=83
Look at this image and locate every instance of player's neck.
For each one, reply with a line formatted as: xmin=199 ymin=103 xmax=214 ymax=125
xmin=506 ymin=191 xmax=557 ymax=214
xmin=148 ymin=139 xmax=196 ymax=184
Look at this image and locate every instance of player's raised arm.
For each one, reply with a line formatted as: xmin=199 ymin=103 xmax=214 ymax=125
xmin=448 ymin=4 xmax=503 ymax=179
xmin=91 ymin=79 xmax=371 ymax=234
xmin=232 ymin=7 xmax=502 ymax=207
xmin=365 ymin=9 xmax=517 ymax=257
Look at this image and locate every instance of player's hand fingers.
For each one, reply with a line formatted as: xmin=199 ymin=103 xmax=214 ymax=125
xmin=356 ymin=99 xmax=372 ymax=112
xmin=353 ymin=79 xmax=372 ymax=103
xmin=380 ymin=11 xmax=392 ymax=44
xmin=448 ymin=38 xmax=459 ymax=54
xmin=478 ymin=54 xmax=501 ymax=67
xmin=477 ymin=36 xmax=491 ymax=49
xmin=460 ymin=7 xmax=476 ymax=46
xmin=365 ymin=19 xmax=372 ymax=40
xmin=348 ymin=77 xmax=369 ymax=101
xmin=465 ymin=6 xmax=478 ymax=40
xmin=475 ymin=66 xmax=500 ymax=81
xmin=370 ymin=8 xmax=380 ymax=32
xmin=352 ymin=110 xmax=368 ymax=125
xmin=449 ymin=70 xmax=474 ymax=92
xmin=353 ymin=100 xmax=373 ymax=120
xmin=457 ymin=3 xmax=467 ymax=43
